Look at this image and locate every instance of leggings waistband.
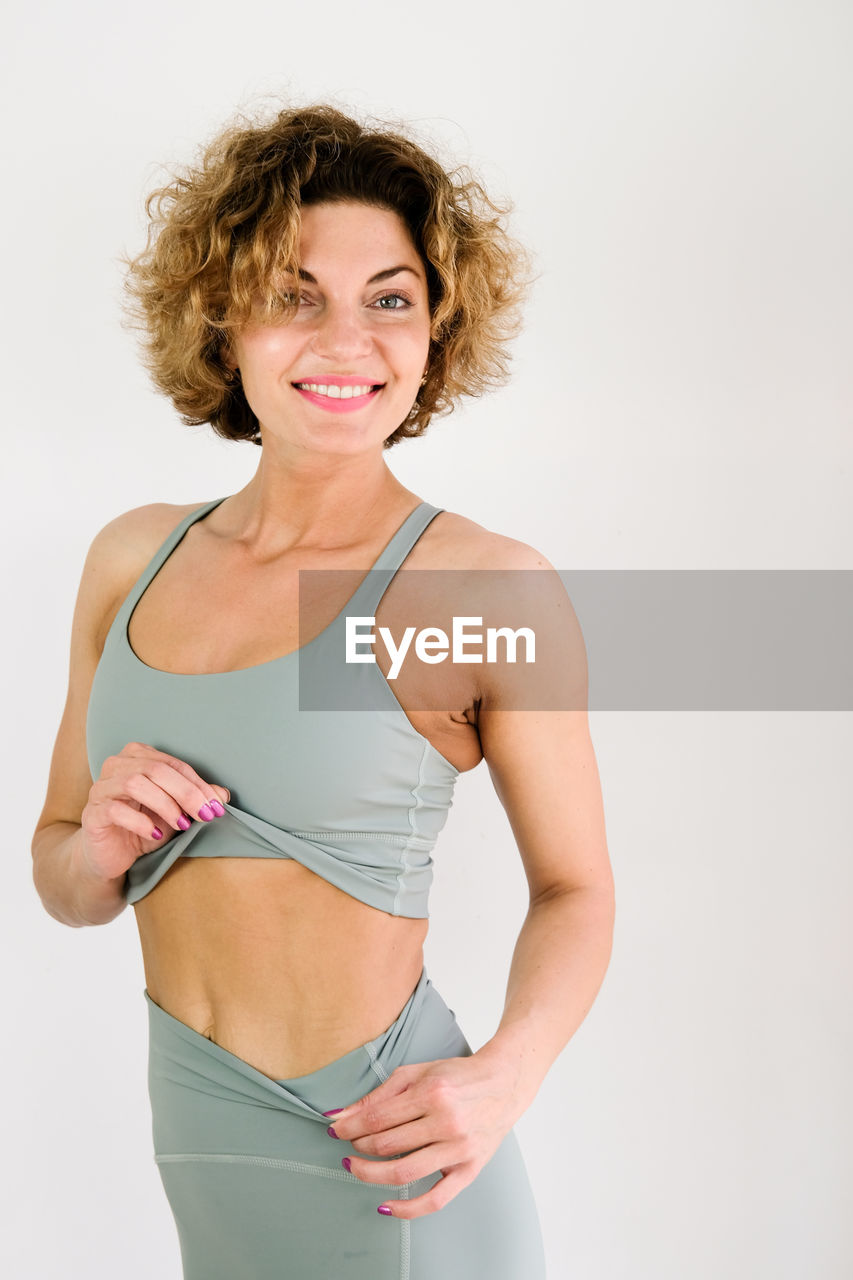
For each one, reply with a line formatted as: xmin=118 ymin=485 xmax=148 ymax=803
xmin=144 ymin=966 xmax=442 ymax=1128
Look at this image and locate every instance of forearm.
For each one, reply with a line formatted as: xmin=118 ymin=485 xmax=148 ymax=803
xmin=32 ymin=822 xmax=128 ymax=927
xmin=475 ymin=884 xmax=615 ymax=1109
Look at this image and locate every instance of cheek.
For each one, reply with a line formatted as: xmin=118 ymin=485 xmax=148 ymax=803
xmin=240 ymin=331 xmax=300 ymax=377
xmin=388 ymin=326 xmax=431 ymax=368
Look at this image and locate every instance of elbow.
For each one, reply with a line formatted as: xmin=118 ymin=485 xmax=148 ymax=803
xmin=530 ymin=877 xmax=616 ymax=958
xmin=530 ymin=868 xmax=615 ymax=910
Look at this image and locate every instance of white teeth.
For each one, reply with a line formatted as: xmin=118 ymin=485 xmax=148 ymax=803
xmin=296 ymin=383 xmax=376 ymax=398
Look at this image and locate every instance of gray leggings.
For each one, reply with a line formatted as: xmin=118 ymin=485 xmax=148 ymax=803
xmin=145 ymin=967 xmax=546 ymax=1278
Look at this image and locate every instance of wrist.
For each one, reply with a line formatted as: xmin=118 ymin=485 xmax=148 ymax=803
xmin=68 ymin=828 xmax=127 ymax=923
xmin=70 ymin=826 xmax=123 ymax=885
xmin=473 ymin=1026 xmax=543 ymax=1114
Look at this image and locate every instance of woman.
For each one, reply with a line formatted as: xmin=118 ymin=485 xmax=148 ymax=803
xmin=31 ymin=102 xmax=614 ymax=1278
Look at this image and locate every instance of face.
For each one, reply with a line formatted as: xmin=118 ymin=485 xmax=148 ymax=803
xmin=225 ymin=201 xmax=432 ymax=454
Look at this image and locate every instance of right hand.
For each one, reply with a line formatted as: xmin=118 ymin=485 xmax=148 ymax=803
xmin=79 ymin=741 xmax=231 ymax=883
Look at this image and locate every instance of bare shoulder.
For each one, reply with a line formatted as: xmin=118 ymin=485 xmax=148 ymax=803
xmin=89 ymin=499 xmax=206 ymax=590
xmin=92 ymin=499 xmax=207 ymax=568
xmin=423 ymin=508 xmax=557 ymax=572
xmin=82 ymin=499 xmax=210 ymax=645
xmin=31 ymin=499 xmax=212 ymax=836
xmin=425 ymin=510 xmax=585 ymax=714
xmin=418 ymin=506 xmax=571 ymax=650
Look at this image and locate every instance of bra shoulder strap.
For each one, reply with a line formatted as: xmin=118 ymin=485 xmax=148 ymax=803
xmin=373 ymin=503 xmax=444 ymax=572
xmin=116 ymin=497 xmax=226 ymax=622
xmin=347 ymin=502 xmax=444 ymax=619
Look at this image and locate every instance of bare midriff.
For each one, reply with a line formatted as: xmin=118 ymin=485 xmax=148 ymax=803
xmin=118 ymin=494 xmax=484 ymax=1082
xmin=133 ymin=856 xmax=430 ymax=1080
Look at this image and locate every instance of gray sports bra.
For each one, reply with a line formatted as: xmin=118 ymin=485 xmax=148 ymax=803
xmin=85 ymin=497 xmax=460 ymax=918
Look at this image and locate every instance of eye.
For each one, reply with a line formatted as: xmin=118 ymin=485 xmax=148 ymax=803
xmin=373 ymin=292 xmax=414 ymax=310
xmin=274 ymin=288 xmax=414 ymax=309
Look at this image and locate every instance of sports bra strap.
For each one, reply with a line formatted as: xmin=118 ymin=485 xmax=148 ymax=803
xmin=120 ymin=497 xmax=442 ymax=633
xmin=121 ymin=497 xmax=226 ymax=622
xmin=343 ymin=502 xmax=444 ymax=620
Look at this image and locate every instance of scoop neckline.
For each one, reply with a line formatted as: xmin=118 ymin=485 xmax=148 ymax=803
xmin=122 ymin=496 xmax=432 ymax=681
xmin=118 ymin=495 xmax=462 ymax=777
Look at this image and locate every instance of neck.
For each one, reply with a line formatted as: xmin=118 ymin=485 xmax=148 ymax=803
xmin=221 ymin=452 xmax=418 ymax=555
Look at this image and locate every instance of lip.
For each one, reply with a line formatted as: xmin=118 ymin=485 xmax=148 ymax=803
xmin=291 ymin=384 xmax=384 ymax=414
xmin=292 ymin=375 xmax=385 ymax=387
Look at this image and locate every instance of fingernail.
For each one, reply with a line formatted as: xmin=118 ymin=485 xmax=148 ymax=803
xmin=151 ymin=827 xmax=163 ymax=840
xmin=377 ymin=1205 xmax=393 ymax=1216
xmin=176 ymin=814 xmax=191 ymax=831
xmin=198 ymin=803 xmax=214 ymax=821
xmin=208 ymin=799 xmax=226 ymax=817
xmin=322 ymin=1109 xmax=343 ymax=1117
xmin=327 ymin=1126 xmax=340 ymax=1139
xmin=341 ymin=1157 xmax=352 ymax=1172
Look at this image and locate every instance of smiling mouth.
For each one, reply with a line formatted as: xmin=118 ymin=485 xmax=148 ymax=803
xmin=291 ymin=382 xmax=385 ymax=400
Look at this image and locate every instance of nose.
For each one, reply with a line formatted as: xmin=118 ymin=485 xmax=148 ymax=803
xmin=308 ymin=300 xmax=374 ymax=361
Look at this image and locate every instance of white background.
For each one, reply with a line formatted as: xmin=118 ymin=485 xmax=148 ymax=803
xmin=3 ymin=1 xmax=851 ymax=1276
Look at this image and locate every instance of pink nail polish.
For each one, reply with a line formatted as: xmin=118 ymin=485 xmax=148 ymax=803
xmin=198 ymin=803 xmax=214 ymax=821
xmin=322 ymin=1109 xmax=343 ymax=1117
xmin=327 ymin=1125 xmax=340 ymax=1139
xmin=377 ymin=1205 xmax=393 ymax=1216
xmin=151 ymin=827 xmax=163 ymax=840
xmin=176 ymin=814 xmax=191 ymax=831
xmin=341 ymin=1157 xmax=352 ymax=1172
xmin=208 ymin=799 xmax=226 ymax=817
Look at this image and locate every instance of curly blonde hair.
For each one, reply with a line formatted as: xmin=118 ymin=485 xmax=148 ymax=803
xmin=118 ymin=99 xmax=537 ymax=449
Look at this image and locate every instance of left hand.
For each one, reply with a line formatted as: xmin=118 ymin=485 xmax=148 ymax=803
xmin=322 ymin=1050 xmax=524 ymax=1219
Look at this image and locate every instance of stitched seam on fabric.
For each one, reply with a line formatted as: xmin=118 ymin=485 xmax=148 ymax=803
xmin=287 ymin=830 xmax=408 ymax=842
xmin=155 ymin=1152 xmax=408 ymax=1190
xmin=155 ymin=1154 xmax=350 ymax=1180
xmin=395 ymin=740 xmax=429 ymax=914
xmin=400 ymin=1185 xmax=411 ymax=1280
xmin=364 ymin=1039 xmax=390 ymax=1083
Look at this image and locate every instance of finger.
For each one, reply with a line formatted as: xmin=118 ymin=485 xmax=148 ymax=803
xmin=143 ymin=757 xmax=229 ymax=819
xmin=348 ymin=1117 xmax=434 ymax=1160
xmin=135 ymin=802 xmax=173 ymax=837
xmin=344 ymin=1140 xmax=453 ymax=1188
xmin=119 ymin=770 xmax=208 ymax=833
xmin=327 ymin=1064 xmax=434 ymax=1139
xmin=109 ymin=750 xmax=226 ymax=822
xmin=118 ymin=743 xmax=231 ymax=808
xmin=374 ymin=1165 xmax=475 ymax=1221
xmin=87 ymin=794 xmax=174 ymax=844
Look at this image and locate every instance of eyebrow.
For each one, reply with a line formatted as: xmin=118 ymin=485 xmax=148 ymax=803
xmin=292 ymin=265 xmax=422 ymax=285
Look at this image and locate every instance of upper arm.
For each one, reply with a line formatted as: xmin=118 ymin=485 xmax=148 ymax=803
xmin=31 ymin=503 xmax=187 ymax=840
xmin=473 ymin=538 xmax=613 ymax=902
xmin=479 ymin=706 xmax=613 ymax=902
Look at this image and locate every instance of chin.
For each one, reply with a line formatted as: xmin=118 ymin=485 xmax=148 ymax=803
xmin=268 ymin=423 xmax=392 ymax=455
